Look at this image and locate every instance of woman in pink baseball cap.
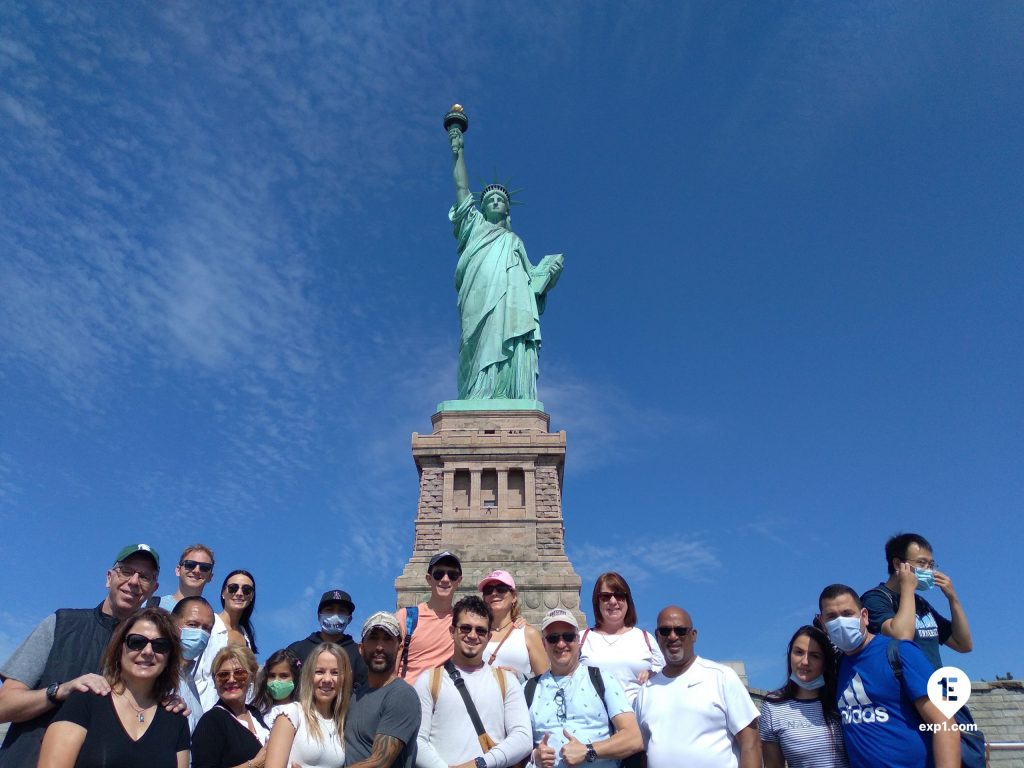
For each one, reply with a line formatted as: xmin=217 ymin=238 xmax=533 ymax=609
xmin=477 ymin=570 xmax=549 ymax=679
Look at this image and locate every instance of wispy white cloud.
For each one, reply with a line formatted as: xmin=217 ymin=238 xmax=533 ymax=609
xmin=569 ymin=535 xmax=721 ymax=587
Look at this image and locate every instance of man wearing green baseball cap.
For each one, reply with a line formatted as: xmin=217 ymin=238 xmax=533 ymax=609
xmin=0 ymin=543 xmax=160 ymax=766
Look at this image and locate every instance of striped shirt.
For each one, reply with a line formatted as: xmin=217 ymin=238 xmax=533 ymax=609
xmin=759 ymin=696 xmax=849 ymax=768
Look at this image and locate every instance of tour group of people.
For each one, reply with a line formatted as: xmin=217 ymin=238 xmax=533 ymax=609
xmin=0 ymin=532 xmax=976 ymax=768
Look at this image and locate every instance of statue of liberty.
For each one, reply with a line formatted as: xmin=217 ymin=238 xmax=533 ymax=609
xmin=446 ymin=106 xmax=564 ymax=401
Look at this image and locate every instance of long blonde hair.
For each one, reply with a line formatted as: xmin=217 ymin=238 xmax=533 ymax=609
xmin=298 ymin=643 xmax=353 ymax=744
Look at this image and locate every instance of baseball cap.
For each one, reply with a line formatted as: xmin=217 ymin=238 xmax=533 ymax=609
xmin=540 ymin=608 xmax=580 ymax=632
xmin=427 ymin=551 xmax=462 ymax=572
xmin=113 ymin=544 xmax=160 ymax=570
xmin=318 ymin=589 xmax=355 ymax=614
xmin=477 ymin=569 xmax=516 ymax=591
xmin=361 ymin=611 xmax=401 ymax=639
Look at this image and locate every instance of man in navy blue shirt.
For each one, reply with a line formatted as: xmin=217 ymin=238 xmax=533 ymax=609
xmin=818 ymin=584 xmax=958 ymax=768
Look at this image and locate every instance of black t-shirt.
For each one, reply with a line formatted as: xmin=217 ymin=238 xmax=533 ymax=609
xmin=53 ymin=690 xmax=189 ymax=768
xmin=191 ymin=704 xmax=266 ymax=768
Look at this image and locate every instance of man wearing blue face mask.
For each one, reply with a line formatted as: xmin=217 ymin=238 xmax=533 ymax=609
xmin=818 ymin=584 xmax=959 ymax=768
xmin=287 ymin=588 xmax=368 ymax=687
xmin=860 ymin=533 xmax=973 ymax=672
xmin=172 ymin=596 xmax=215 ymax=733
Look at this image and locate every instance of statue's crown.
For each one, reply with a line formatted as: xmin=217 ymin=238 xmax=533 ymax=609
xmin=478 ymin=179 xmax=523 ymax=208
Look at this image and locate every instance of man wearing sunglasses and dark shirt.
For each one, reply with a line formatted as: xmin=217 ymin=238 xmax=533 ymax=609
xmin=0 ymin=544 xmax=160 ymax=767
xmin=395 ymin=551 xmax=464 ymax=685
xmin=632 ymin=606 xmax=761 ymax=768
xmin=153 ymin=543 xmax=215 ymax=612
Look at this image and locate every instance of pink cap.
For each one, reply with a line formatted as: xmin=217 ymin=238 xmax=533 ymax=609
xmin=477 ymin=569 xmax=516 ymax=591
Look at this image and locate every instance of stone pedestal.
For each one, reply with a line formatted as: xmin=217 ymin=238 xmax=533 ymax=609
xmin=394 ymin=407 xmax=584 ymax=625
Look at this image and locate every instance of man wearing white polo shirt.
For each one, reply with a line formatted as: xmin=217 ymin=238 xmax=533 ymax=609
xmin=633 ymin=605 xmax=761 ymax=768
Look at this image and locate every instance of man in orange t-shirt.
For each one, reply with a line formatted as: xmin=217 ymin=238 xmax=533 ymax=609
xmin=394 ymin=551 xmax=462 ymax=684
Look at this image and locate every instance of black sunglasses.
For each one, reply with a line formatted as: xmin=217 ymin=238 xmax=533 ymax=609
xmin=180 ymin=560 xmax=213 ymax=573
xmin=125 ymin=633 xmax=173 ymax=655
xmin=544 ymin=631 xmax=578 ymax=645
xmin=226 ymin=583 xmax=254 ymax=596
xmin=482 ymin=584 xmax=511 ymax=596
xmin=597 ymin=591 xmax=628 ymax=602
xmin=656 ymin=626 xmax=693 ymax=638
xmin=431 ymin=568 xmax=461 ymax=582
xmin=457 ymin=624 xmax=489 ymax=637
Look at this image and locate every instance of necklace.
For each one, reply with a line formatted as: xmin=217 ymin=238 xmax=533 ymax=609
xmin=119 ymin=691 xmax=148 ymax=723
xmin=493 ymin=620 xmax=513 ymax=633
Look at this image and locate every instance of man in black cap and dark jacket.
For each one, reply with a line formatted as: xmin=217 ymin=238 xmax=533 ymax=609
xmin=287 ymin=588 xmax=368 ymax=687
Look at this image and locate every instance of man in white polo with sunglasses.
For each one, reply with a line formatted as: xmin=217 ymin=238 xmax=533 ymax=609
xmin=154 ymin=543 xmax=215 ymax=611
xmin=0 ymin=544 xmax=160 ymax=767
xmin=633 ymin=605 xmax=761 ymax=768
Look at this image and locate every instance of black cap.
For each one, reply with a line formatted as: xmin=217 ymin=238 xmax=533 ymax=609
xmin=318 ymin=589 xmax=354 ymax=614
xmin=427 ymin=551 xmax=461 ymax=572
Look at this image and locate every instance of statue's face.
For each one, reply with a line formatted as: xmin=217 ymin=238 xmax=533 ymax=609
xmin=482 ymin=192 xmax=509 ymax=223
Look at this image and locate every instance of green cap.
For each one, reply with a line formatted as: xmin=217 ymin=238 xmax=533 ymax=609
xmin=113 ymin=544 xmax=160 ymax=570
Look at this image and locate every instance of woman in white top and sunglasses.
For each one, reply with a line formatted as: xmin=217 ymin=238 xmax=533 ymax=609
xmin=477 ymin=570 xmax=548 ymax=679
xmin=580 ymin=572 xmax=664 ymax=690
xmin=196 ymin=570 xmax=259 ymax=710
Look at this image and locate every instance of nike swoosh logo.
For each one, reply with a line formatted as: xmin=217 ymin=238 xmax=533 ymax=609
xmin=688 ymin=681 xmax=703 ymax=687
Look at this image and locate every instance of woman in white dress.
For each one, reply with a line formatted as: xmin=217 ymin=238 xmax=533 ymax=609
xmin=579 ymin=571 xmax=664 ymax=687
xmin=477 ymin=570 xmax=548 ymax=679
xmin=265 ymin=643 xmax=352 ymax=768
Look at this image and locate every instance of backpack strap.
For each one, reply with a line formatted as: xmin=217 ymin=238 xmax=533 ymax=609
xmin=400 ymin=606 xmax=419 ymax=678
xmin=587 ymin=666 xmax=614 ymax=733
xmin=886 ymin=638 xmax=904 ymax=681
xmin=429 ymin=666 xmax=443 ymax=708
xmin=492 ymin=667 xmax=507 ymax=699
xmin=641 ymin=629 xmax=652 ymax=652
xmin=524 ymin=674 xmax=541 ymax=707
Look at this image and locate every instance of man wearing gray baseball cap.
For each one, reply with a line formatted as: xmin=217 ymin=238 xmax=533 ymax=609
xmin=0 ymin=544 xmax=161 ymax=766
xmin=344 ymin=611 xmax=421 ymax=767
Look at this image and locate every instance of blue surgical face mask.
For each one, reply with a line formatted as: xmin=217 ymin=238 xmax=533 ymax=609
xmin=824 ymin=615 xmax=864 ymax=653
xmin=790 ymin=671 xmax=825 ymax=690
xmin=180 ymin=627 xmax=211 ymax=661
xmin=914 ymin=568 xmax=934 ymax=591
xmin=319 ymin=613 xmax=351 ymax=634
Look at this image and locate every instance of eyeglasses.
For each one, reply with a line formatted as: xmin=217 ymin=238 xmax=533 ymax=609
xmin=544 ymin=632 xmax=578 ymax=645
xmin=597 ymin=591 xmax=628 ymax=602
xmin=215 ymin=668 xmax=251 ymax=683
xmin=482 ymin=584 xmax=511 ymax=596
xmin=656 ymin=626 xmax=693 ymax=638
xmin=124 ymin=634 xmax=173 ymax=655
xmin=112 ymin=564 xmax=156 ymax=587
xmin=554 ymin=688 xmax=567 ymax=722
xmin=226 ymin=583 xmax=254 ymax=596
xmin=457 ymin=624 xmax=490 ymax=637
xmin=431 ymin=568 xmax=461 ymax=582
xmin=180 ymin=560 xmax=213 ymax=573
xmin=903 ymin=558 xmax=936 ymax=570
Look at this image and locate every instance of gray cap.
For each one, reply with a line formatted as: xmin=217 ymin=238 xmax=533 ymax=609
xmin=540 ymin=608 xmax=580 ymax=631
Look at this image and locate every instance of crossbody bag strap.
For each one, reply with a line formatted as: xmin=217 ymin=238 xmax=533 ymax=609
xmin=444 ymin=660 xmax=489 ymax=738
xmin=487 ymin=625 xmax=514 ymax=665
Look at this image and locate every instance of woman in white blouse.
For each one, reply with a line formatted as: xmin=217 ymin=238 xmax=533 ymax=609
xmin=579 ymin=571 xmax=664 ymax=687
xmin=265 ymin=643 xmax=352 ymax=768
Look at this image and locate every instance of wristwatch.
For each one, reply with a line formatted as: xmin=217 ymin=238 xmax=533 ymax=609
xmin=585 ymin=743 xmax=597 ymax=763
xmin=475 ymin=758 xmax=487 ymax=768
xmin=45 ymin=682 xmax=61 ymax=705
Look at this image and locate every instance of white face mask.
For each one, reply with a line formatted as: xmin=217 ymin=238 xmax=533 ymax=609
xmin=824 ymin=615 xmax=864 ymax=653
xmin=790 ymin=671 xmax=825 ymax=690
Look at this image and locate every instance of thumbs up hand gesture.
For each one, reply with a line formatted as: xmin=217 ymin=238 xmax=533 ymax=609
xmin=560 ymin=729 xmax=590 ymax=766
xmin=534 ymin=732 xmax=556 ymax=768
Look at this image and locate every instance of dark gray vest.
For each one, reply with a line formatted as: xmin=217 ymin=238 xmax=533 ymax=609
xmin=0 ymin=605 xmax=117 ymax=767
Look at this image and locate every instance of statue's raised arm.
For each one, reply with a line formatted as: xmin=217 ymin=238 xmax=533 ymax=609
xmin=443 ymin=105 xmax=564 ymax=404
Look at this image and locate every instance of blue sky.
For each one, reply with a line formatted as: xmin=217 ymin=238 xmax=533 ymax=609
xmin=1 ymin=3 xmax=1021 ymax=690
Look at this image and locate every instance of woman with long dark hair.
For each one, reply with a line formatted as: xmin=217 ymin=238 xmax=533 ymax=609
xmin=38 ymin=607 xmax=189 ymax=768
xmin=760 ymin=625 xmax=848 ymax=768
xmin=195 ymin=569 xmax=258 ymax=709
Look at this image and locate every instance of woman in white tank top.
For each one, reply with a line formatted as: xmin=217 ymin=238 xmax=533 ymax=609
xmin=477 ymin=569 xmax=549 ymax=679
